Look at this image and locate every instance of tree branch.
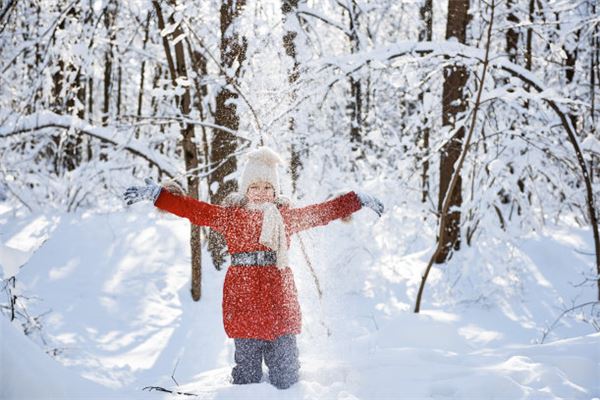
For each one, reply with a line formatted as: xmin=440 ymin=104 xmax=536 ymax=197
xmin=0 ymin=111 xmax=177 ymax=179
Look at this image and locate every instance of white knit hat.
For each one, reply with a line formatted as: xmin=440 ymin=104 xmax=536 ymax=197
xmin=239 ymin=147 xmax=284 ymax=195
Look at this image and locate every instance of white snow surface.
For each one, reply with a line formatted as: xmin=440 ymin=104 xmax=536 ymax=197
xmin=0 ymin=244 xmax=30 ymax=278
xmin=1 ymin=316 xmax=134 ymax=400
xmin=0 ymin=201 xmax=599 ymax=399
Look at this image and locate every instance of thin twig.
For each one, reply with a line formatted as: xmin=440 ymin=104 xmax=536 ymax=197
xmin=415 ymin=0 xmax=496 ymax=313
xmin=540 ymin=301 xmax=600 ymax=343
xmin=171 ymin=358 xmax=180 ymax=386
xmin=142 ymin=386 xmax=197 ymax=396
xmin=297 ymin=233 xmax=332 ymax=336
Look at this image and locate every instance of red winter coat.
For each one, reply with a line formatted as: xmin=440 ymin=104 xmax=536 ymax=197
xmin=155 ymin=189 xmax=362 ymax=341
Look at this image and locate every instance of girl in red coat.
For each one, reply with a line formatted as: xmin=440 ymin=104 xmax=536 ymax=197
xmin=124 ymin=147 xmax=383 ymax=389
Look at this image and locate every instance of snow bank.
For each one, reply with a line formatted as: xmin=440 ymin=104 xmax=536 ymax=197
xmin=0 ymin=316 xmax=131 ymax=399
xmin=1 ymin=203 xmax=598 ymax=399
xmin=0 ymin=244 xmax=30 ymax=278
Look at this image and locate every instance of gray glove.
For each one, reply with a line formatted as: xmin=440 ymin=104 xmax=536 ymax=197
xmin=123 ymin=178 xmax=161 ymax=205
xmin=356 ymin=192 xmax=384 ymax=217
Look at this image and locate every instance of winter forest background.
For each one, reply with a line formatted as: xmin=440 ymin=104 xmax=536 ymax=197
xmin=1 ymin=0 xmax=599 ymax=399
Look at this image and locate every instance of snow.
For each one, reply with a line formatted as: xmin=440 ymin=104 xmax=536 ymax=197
xmin=582 ymin=134 xmax=600 ymax=154
xmin=0 ymin=244 xmax=30 ymax=278
xmin=488 ymin=159 xmax=504 ymax=175
xmin=2 ymin=2 xmax=598 ymax=398
xmin=1 ymin=201 xmax=599 ymax=399
xmin=0 ymin=315 xmax=132 ymax=399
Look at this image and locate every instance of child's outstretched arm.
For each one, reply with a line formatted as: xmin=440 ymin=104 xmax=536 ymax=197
xmin=283 ymin=191 xmax=384 ymax=233
xmin=123 ymin=178 xmax=227 ymax=232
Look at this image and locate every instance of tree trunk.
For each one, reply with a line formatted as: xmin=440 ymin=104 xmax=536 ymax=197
xmin=102 ymin=0 xmax=117 ymax=126
xmin=151 ymin=67 xmax=160 ymax=113
xmin=136 ymin=11 xmax=151 ymax=139
xmin=63 ymin=69 xmax=85 ymax=171
xmin=592 ymin=0 xmax=596 ymax=134
xmin=526 ymin=0 xmax=534 ymax=72
xmin=187 ymin=41 xmax=210 ymax=167
xmin=591 ymin=0 xmax=598 ymax=185
xmin=347 ymin=1 xmax=364 ymax=165
xmin=154 ymin=0 xmax=203 ymax=300
xmin=208 ymin=0 xmax=247 ymax=270
xmin=87 ymin=76 xmax=93 ymax=160
xmin=416 ymin=0 xmax=496 ymax=312
xmin=419 ymin=0 xmax=432 ymax=204
xmin=116 ymin=64 xmax=122 ymax=119
xmin=505 ymin=0 xmax=526 ymax=215
xmin=282 ymin=0 xmax=302 ymax=192
xmin=563 ymin=27 xmax=580 ymax=131
xmin=436 ymin=0 xmax=470 ymax=263
xmin=505 ymin=0 xmax=519 ymax=64
xmin=98 ymin=0 xmax=117 ymax=163
xmin=171 ymin=4 xmax=202 ymax=301
xmin=49 ymin=4 xmax=85 ymax=174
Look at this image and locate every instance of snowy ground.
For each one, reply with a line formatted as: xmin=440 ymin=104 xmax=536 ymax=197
xmin=1 ymin=200 xmax=599 ymax=399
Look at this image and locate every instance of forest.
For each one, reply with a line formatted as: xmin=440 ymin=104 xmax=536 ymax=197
xmin=1 ymin=0 xmax=599 ymax=398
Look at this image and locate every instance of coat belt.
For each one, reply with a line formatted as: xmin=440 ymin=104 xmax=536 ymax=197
xmin=231 ymin=251 xmax=277 ymax=266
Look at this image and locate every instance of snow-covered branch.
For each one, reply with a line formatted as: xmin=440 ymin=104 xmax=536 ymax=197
xmin=0 ymin=111 xmax=178 ymax=179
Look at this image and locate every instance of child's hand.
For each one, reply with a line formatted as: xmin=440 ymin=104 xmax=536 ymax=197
xmin=355 ymin=192 xmax=384 ymax=217
xmin=123 ymin=178 xmax=161 ymax=205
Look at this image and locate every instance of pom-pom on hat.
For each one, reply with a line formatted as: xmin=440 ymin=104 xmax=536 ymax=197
xmin=239 ymin=146 xmax=284 ymax=195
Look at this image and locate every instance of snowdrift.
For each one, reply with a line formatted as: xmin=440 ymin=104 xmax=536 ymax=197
xmin=0 ymin=203 xmax=598 ymax=399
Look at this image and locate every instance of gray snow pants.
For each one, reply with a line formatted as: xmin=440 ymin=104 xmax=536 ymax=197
xmin=232 ymin=334 xmax=300 ymax=389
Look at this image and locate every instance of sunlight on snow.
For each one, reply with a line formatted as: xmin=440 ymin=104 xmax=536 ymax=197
xmin=103 ymin=227 xmax=159 ymax=294
xmin=420 ymin=309 xmax=460 ymax=323
xmin=380 ymin=253 xmax=420 ymax=284
xmin=6 ymin=215 xmax=58 ymax=252
xmin=98 ymin=295 xmax=118 ymax=313
xmin=93 ymin=330 xmax=146 ymax=352
xmin=49 ymin=258 xmax=80 ymax=280
xmin=458 ymin=324 xmax=503 ymax=345
xmin=495 ymin=298 xmax=538 ymax=329
xmin=0 ymin=244 xmax=31 ymax=277
xmin=97 ymin=327 xmax=175 ymax=371
xmin=545 ymin=228 xmax=588 ymax=250
xmin=485 ymin=355 xmax=588 ymax=395
xmin=131 ymin=285 xmax=182 ymax=326
xmin=52 ymin=331 xmax=79 ymax=345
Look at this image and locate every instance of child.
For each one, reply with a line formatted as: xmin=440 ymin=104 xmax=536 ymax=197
xmin=123 ymin=147 xmax=383 ymax=389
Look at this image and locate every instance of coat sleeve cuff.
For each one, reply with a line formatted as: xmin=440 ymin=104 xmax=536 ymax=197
xmin=152 ymin=187 xmax=163 ymax=205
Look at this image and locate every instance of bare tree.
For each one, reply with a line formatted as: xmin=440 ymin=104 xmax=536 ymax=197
xmin=135 ymin=12 xmax=151 ymax=139
xmin=560 ymin=17 xmax=581 ymax=131
xmin=49 ymin=3 xmax=86 ymax=174
xmin=435 ymin=0 xmax=470 ymax=263
xmin=502 ymin=0 xmax=528 ymax=217
xmin=590 ymin=0 xmax=599 ymax=184
xmin=505 ymin=0 xmax=519 ymax=64
xmin=282 ymin=0 xmax=303 ymax=192
xmin=153 ymin=1 xmax=203 ymax=300
xmin=416 ymin=0 xmax=496 ymax=312
xmin=208 ymin=0 xmax=247 ymax=270
xmin=344 ymin=0 xmax=365 ymax=166
xmin=418 ymin=0 xmax=432 ymax=203
xmin=102 ymin=0 xmax=117 ymax=126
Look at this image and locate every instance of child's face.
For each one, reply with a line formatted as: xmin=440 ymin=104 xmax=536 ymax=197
xmin=247 ymin=181 xmax=275 ymax=204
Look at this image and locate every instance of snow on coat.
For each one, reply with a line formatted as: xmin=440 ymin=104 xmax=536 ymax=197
xmin=154 ymin=189 xmax=362 ymax=341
